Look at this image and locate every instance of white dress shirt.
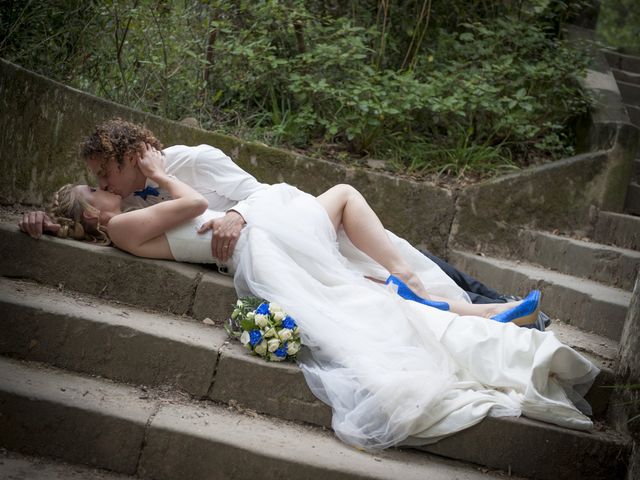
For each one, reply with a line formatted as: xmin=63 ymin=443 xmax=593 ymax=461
xmin=122 ymin=144 xmax=269 ymax=219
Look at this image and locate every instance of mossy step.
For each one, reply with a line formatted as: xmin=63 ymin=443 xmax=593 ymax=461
xmin=626 ymin=182 xmax=640 ymax=216
xmin=1 ymin=275 xmax=615 ymax=419
xmin=449 ymin=250 xmax=631 ymax=341
xmin=626 ymin=103 xmax=640 ymax=127
xmin=0 ymin=450 xmax=134 ymax=480
xmin=594 ymin=211 xmax=640 ymax=250
xmin=613 ymin=67 xmax=640 ymax=86
xmin=618 ymin=80 xmax=640 ymax=106
xmin=0 ymin=357 xmax=519 ymax=480
xmin=0 ymin=222 xmax=236 ymax=322
xmin=518 ymin=230 xmax=640 ymax=291
xmin=0 ymin=276 xmax=623 ymax=478
xmin=605 ymin=50 xmax=640 ymax=74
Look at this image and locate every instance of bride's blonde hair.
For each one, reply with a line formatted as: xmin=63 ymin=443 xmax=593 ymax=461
xmin=48 ymin=184 xmax=111 ymax=245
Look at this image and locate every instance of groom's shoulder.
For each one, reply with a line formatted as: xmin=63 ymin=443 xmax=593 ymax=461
xmin=163 ymin=144 xmax=228 ymax=161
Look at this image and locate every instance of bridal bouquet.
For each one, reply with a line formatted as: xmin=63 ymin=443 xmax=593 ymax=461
xmin=226 ymin=297 xmax=301 ymax=362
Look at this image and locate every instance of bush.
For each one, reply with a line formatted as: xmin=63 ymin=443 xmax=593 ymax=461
xmin=0 ymin=0 xmax=594 ymax=178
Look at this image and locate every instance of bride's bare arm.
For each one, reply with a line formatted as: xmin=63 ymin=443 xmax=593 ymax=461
xmin=108 ymin=146 xmax=208 ymax=255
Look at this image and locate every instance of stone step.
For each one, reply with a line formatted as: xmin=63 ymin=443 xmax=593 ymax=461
xmin=519 ymin=230 xmax=640 ymax=291
xmin=626 ymin=103 xmax=640 ymax=127
xmin=449 ymin=250 xmax=631 ymax=341
xmin=618 ymin=80 xmax=640 ymax=105
xmin=0 ymin=274 xmax=617 ymax=417
xmin=594 ymin=211 xmax=640 ymax=250
xmin=605 ymin=50 xmax=640 ymax=74
xmin=626 ymin=181 xmax=640 ymax=215
xmin=0 ymin=223 xmax=236 ymax=322
xmin=0 ymin=276 xmax=620 ymax=476
xmin=613 ymin=67 xmax=640 ymax=85
xmin=0 ymin=449 xmax=134 ymax=480
xmin=0 ymin=226 xmax=631 ymax=478
xmin=0 ymin=277 xmax=330 ymax=427
xmin=618 ymin=81 xmax=640 ymax=106
xmin=0 ymin=357 xmax=518 ymax=480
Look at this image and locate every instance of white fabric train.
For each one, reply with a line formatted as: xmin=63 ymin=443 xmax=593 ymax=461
xmin=169 ymin=183 xmax=599 ymax=449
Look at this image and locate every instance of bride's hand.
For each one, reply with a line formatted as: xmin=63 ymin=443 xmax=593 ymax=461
xmin=137 ymin=143 xmax=166 ymax=180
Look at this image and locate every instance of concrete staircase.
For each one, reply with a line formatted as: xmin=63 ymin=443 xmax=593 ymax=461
xmin=0 ymin=218 xmax=632 ymax=480
xmin=605 ymin=49 xmax=640 ymax=216
xmin=447 ymin=217 xmax=640 ymax=477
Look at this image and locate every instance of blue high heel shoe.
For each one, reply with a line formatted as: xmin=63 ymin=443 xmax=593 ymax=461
xmin=491 ymin=290 xmax=541 ymax=325
xmin=386 ymin=275 xmax=450 ymax=311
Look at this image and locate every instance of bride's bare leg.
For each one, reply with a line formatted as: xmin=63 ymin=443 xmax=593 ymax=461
xmin=316 ymin=184 xmax=427 ymax=293
xmin=316 ymin=185 xmax=538 ymax=325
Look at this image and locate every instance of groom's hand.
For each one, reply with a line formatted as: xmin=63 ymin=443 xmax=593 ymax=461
xmin=198 ymin=210 xmax=245 ymax=263
xmin=18 ymin=211 xmax=61 ymax=239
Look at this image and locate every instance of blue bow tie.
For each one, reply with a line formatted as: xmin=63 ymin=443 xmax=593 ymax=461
xmin=133 ymin=186 xmax=160 ymax=200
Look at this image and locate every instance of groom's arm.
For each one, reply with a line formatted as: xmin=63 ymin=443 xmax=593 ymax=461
xmin=184 ymin=145 xmax=268 ymax=263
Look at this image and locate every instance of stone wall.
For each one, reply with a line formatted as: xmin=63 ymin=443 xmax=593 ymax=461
xmin=0 ymin=26 xmax=638 ymax=258
xmin=449 ymin=25 xmax=639 ymax=256
xmin=0 ymin=59 xmax=453 ymax=255
xmin=610 ymin=274 xmax=640 ymax=480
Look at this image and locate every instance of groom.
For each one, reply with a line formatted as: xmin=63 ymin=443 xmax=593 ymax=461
xmin=18 ymin=118 xmax=548 ymax=329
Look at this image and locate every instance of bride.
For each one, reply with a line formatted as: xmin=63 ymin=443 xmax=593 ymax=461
xmin=49 ymin=146 xmax=599 ymax=449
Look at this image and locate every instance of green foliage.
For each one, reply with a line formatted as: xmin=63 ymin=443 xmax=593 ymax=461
xmin=597 ymin=0 xmax=640 ymax=54
xmin=0 ymin=0 xmax=594 ymax=179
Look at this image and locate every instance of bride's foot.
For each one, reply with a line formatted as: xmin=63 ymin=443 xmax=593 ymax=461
xmin=489 ymin=290 xmax=541 ymax=326
xmin=390 ymin=270 xmax=428 ymax=298
xmin=386 ymin=273 xmax=450 ymax=311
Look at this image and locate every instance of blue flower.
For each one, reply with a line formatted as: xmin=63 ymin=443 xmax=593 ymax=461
xmin=256 ymin=303 xmax=270 ymax=315
xmin=274 ymin=344 xmax=288 ymax=358
xmin=249 ymin=329 xmax=262 ymax=347
xmin=282 ymin=316 xmax=296 ymax=330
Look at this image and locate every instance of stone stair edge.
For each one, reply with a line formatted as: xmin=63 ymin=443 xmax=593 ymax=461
xmin=524 ymin=229 xmax=640 ymax=257
xmin=517 ymin=229 xmax=640 ymax=291
xmin=0 ymin=222 xmax=236 ymax=322
xmin=0 ymin=276 xmax=333 ymax=426
xmin=0 ymin=449 xmax=135 ymax=480
xmin=0 ymin=276 xmax=627 ymax=478
xmin=0 ymin=357 xmax=518 ymax=480
xmin=0 ymin=222 xmax=626 ymax=357
xmin=448 ymin=248 xmax=631 ymax=341
xmin=0 ymin=266 xmax=617 ymax=386
xmin=595 ymin=210 xmax=640 ymax=251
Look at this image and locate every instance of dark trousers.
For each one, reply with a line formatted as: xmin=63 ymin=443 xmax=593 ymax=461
xmin=421 ymin=250 xmax=507 ymax=304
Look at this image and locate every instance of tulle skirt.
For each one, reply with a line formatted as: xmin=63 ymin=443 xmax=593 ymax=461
xmin=232 ymin=184 xmax=599 ymax=449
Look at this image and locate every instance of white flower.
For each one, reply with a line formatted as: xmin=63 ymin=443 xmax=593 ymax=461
xmin=293 ymin=326 xmax=300 ymax=336
xmin=236 ymin=299 xmax=244 ymax=307
xmin=287 ymin=341 xmax=300 ymax=356
xmin=273 ymin=311 xmax=285 ymax=323
xmin=269 ymin=303 xmax=283 ymax=314
xmin=267 ymin=338 xmax=281 ymax=352
xmin=269 ymin=353 xmax=285 ymax=362
xmin=255 ymin=314 xmax=269 ymax=329
xmin=246 ymin=311 xmax=255 ymax=319
xmin=278 ymin=328 xmax=293 ymax=341
xmin=263 ymin=327 xmax=276 ymax=338
xmin=254 ymin=340 xmax=268 ymax=356
xmin=240 ymin=330 xmax=250 ymax=346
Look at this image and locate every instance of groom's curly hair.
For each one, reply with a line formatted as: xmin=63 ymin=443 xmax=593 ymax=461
xmin=80 ymin=118 xmax=163 ymax=168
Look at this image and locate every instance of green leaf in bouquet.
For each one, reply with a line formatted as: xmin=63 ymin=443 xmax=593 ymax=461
xmin=241 ymin=317 xmax=257 ymax=331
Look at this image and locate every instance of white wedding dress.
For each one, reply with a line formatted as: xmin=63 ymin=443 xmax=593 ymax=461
xmin=167 ymin=183 xmax=599 ymax=449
